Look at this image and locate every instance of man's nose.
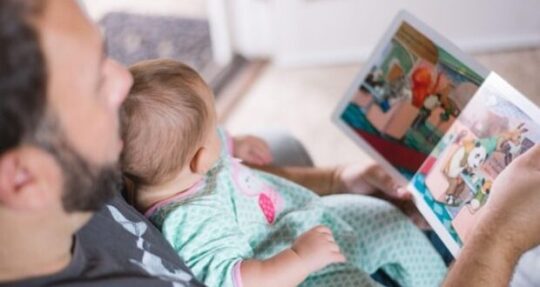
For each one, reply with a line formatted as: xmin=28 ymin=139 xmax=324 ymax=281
xmin=108 ymin=59 xmax=133 ymax=109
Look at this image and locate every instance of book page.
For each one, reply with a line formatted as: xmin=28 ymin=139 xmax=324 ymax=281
xmin=408 ymin=72 xmax=540 ymax=256
xmin=333 ymin=11 xmax=487 ymax=183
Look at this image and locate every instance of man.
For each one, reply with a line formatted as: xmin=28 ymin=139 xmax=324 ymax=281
xmin=0 ymin=1 xmax=203 ymax=286
xmin=0 ymin=0 xmax=539 ymax=286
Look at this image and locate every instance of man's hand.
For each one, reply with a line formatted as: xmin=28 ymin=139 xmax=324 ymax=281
xmin=291 ymin=226 xmax=346 ymax=273
xmin=479 ymin=144 xmax=540 ymax=253
xmin=232 ymin=135 xmax=273 ymax=166
xmin=444 ymin=144 xmax=540 ymax=287
xmin=334 ymin=163 xmax=429 ymax=228
xmin=334 ymin=163 xmax=408 ymax=199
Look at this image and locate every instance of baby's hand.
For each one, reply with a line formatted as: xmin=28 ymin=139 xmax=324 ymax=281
xmin=291 ymin=226 xmax=346 ymax=273
xmin=232 ymin=135 xmax=273 ymax=166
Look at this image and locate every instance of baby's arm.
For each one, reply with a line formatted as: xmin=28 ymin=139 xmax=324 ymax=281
xmin=241 ymin=226 xmax=345 ymax=287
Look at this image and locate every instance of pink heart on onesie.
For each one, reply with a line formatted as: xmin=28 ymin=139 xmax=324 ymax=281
xmin=258 ymin=193 xmax=275 ymax=224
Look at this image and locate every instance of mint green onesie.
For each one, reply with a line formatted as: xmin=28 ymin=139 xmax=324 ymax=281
xmin=146 ymin=129 xmax=446 ymax=287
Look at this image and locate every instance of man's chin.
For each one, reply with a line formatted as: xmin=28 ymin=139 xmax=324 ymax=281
xmin=61 ymin=159 xmax=120 ymax=213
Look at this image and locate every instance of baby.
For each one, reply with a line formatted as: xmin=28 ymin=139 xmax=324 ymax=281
xmin=120 ymin=59 xmax=446 ymax=287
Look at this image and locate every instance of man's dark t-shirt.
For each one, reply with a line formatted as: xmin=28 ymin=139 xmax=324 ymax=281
xmin=1 ymin=194 xmax=205 ymax=287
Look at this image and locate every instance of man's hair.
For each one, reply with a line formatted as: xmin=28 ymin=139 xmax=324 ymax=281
xmin=0 ymin=0 xmax=46 ymax=155
xmin=121 ymin=59 xmax=210 ymax=188
xmin=0 ymin=1 xmax=120 ymax=212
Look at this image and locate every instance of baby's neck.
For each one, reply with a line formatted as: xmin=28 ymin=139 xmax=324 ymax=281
xmin=136 ymin=173 xmax=203 ymax=212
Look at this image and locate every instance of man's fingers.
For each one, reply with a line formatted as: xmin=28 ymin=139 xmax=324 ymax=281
xmin=527 ymin=143 xmax=540 ymax=156
xmin=366 ymin=176 xmax=409 ymax=200
xmin=247 ymin=150 xmax=265 ymax=165
xmin=413 ymin=215 xmax=431 ymax=230
xmin=395 ymin=187 xmax=413 ymax=200
xmin=248 ymin=148 xmax=270 ymax=165
xmin=520 ymin=144 xmax=540 ymax=169
xmin=367 ymin=166 xmax=397 ymax=191
xmin=254 ymin=141 xmax=273 ymax=163
xmin=245 ymin=140 xmax=272 ymax=164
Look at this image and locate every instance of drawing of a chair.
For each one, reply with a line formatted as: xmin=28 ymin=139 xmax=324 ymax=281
xmin=366 ymin=100 xmax=419 ymax=139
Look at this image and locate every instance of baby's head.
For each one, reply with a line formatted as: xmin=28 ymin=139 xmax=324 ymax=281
xmin=120 ymin=59 xmax=221 ymax=200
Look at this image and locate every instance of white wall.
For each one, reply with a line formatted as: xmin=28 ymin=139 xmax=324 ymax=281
xmin=81 ymin=0 xmax=208 ymax=20
xmin=227 ymin=0 xmax=277 ymax=58
xmin=229 ymin=0 xmax=540 ymax=66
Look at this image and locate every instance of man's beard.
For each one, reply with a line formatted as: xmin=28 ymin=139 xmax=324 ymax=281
xmin=34 ymin=115 xmax=121 ymax=212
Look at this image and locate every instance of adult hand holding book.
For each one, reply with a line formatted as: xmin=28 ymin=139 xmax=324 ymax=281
xmin=444 ymin=144 xmax=540 ymax=287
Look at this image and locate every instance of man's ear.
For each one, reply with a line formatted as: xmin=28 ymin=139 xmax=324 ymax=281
xmin=0 ymin=148 xmax=58 ymax=211
xmin=189 ymin=147 xmax=213 ymax=175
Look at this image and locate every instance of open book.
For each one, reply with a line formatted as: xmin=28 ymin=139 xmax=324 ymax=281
xmin=332 ymin=11 xmax=540 ymax=256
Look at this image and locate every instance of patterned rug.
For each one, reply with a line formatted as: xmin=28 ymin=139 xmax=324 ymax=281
xmin=99 ymin=12 xmax=231 ymax=93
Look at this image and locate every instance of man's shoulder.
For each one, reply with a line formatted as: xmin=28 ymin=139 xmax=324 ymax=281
xmin=3 ymin=193 xmax=205 ymax=287
xmin=75 ymin=193 xmax=205 ymax=286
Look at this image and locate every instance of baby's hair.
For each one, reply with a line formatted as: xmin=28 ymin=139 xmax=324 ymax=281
xmin=121 ymin=59 xmax=211 ymax=189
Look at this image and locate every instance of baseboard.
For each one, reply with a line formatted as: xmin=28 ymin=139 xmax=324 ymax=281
xmin=274 ymin=34 xmax=540 ymax=67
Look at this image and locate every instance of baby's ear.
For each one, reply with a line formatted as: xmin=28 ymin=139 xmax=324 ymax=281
xmin=189 ymin=147 xmax=213 ymax=175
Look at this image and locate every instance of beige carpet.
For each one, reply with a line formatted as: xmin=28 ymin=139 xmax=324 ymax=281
xmin=223 ymin=48 xmax=540 ymax=167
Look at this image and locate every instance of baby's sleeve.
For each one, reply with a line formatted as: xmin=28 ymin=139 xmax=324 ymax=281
xmin=160 ymin=203 xmax=253 ymax=287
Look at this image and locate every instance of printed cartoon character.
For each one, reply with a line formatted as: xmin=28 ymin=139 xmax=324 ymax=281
xmin=368 ymin=62 xmax=408 ymax=112
xmin=365 ymin=68 xmax=385 ymax=91
xmin=411 ymin=66 xmax=436 ymax=108
xmin=411 ymin=93 xmax=441 ymax=129
xmin=410 ymin=65 xmax=448 ymax=113
xmin=381 ymin=60 xmax=407 ymax=107
xmin=498 ymin=123 xmax=528 ymax=165
xmin=443 ymin=134 xmax=497 ymax=206
xmin=230 ymin=158 xmax=283 ymax=224
xmin=443 ymin=124 xmax=528 ymax=206
xmin=465 ymin=178 xmax=492 ymax=213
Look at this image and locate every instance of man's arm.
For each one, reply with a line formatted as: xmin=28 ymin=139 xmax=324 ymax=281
xmin=247 ymin=164 xmax=338 ymax=196
xmin=444 ymin=144 xmax=540 ymax=286
xmin=250 ymin=163 xmax=428 ymax=227
xmin=250 ymin=163 xmax=410 ymax=200
xmin=444 ymin=212 xmax=523 ymax=286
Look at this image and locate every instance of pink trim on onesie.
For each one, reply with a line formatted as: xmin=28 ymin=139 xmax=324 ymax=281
xmin=143 ymin=180 xmax=205 ymax=218
xmin=224 ymin=130 xmax=235 ymax=155
xmin=232 ymin=260 xmax=244 ymax=287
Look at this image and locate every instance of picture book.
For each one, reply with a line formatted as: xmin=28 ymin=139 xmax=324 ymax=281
xmin=332 ymin=11 xmax=540 ymax=256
